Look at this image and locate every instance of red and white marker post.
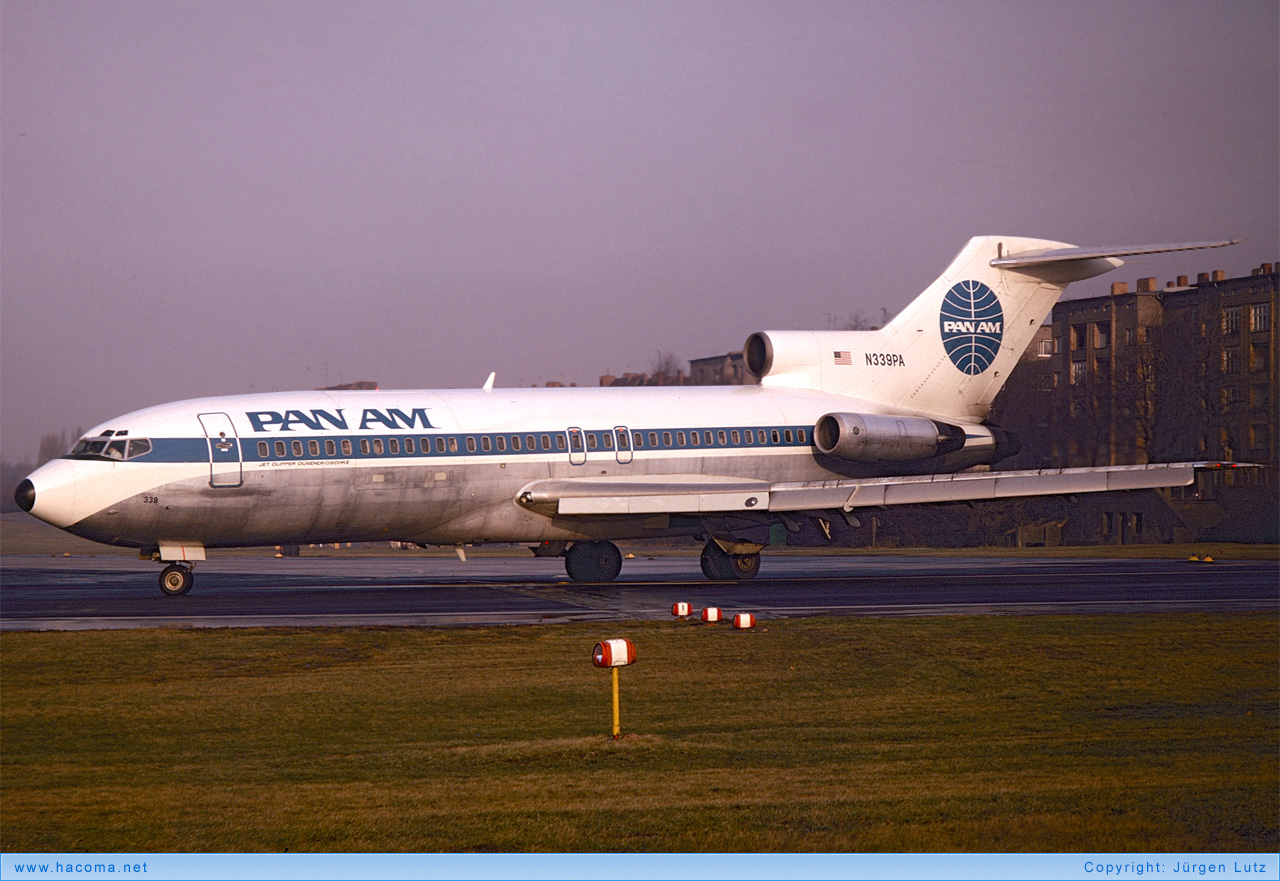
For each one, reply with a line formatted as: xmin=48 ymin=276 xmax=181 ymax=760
xmin=592 ymin=638 xmax=637 ymax=739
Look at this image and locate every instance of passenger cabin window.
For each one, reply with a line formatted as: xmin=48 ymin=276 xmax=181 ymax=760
xmin=342 ymin=439 xmax=353 ymax=455
xmin=389 ymin=438 xmax=400 ymax=455
xmin=326 ymin=440 xmax=337 ymax=456
xmin=276 ymin=441 xmax=287 ymax=458
xmin=258 ymin=441 xmax=270 ymax=458
xmin=309 ymin=440 xmax=320 ymax=457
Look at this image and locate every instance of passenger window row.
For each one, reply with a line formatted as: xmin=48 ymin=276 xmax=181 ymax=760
xmin=252 ymin=427 xmax=809 ymax=460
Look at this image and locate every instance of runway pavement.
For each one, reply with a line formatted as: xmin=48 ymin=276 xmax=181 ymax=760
xmin=1 ymin=552 xmax=1275 ymax=630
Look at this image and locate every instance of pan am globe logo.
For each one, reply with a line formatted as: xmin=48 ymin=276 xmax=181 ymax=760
xmin=939 ymin=280 xmax=1004 ymax=375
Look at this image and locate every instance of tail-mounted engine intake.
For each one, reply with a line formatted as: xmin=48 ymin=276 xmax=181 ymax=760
xmin=814 ymin=413 xmax=966 ymax=463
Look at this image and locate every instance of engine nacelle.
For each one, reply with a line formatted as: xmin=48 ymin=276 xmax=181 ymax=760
xmin=813 ymin=412 xmax=966 ymax=463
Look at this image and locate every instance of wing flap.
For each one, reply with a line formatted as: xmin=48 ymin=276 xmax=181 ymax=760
xmin=770 ymin=463 xmax=1215 ymax=512
xmin=519 ymin=463 xmax=1247 ymax=518
xmin=518 ymin=476 xmax=771 ymax=516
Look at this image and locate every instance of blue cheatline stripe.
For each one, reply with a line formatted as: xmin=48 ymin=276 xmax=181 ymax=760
xmin=115 ymin=425 xmax=818 ymax=465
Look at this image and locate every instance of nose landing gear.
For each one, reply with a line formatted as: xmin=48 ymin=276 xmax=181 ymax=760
xmin=159 ymin=563 xmax=195 ymax=596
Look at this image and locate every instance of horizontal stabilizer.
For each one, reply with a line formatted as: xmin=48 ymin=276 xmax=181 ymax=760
xmin=991 ymin=239 xmax=1241 ymax=270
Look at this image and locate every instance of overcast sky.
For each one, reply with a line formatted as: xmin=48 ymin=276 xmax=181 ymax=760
xmin=2 ymin=0 xmax=1276 ymax=462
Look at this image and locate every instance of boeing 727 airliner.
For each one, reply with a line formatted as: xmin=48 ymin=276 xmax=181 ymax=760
xmin=16 ymin=235 xmax=1243 ymax=594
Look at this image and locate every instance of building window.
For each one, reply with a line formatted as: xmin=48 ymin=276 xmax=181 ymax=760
xmin=1071 ymin=324 xmax=1087 ymax=350
xmin=1071 ymin=361 xmax=1087 ymax=385
xmin=1223 ymin=306 xmax=1242 ymax=334
xmin=1223 ymin=348 xmax=1242 ymax=373
xmin=1249 ymin=302 xmax=1271 ymax=332
xmin=1251 ymin=344 xmax=1270 ymax=372
xmin=1037 ymin=338 xmax=1053 ymax=357
xmin=1094 ymin=322 xmax=1111 ymax=349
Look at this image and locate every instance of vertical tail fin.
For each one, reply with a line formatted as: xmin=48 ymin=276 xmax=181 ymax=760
xmin=748 ymin=236 xmax=1239 ymax=422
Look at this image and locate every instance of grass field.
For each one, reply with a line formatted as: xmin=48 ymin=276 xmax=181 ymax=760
xmin=2 ymin=613 xmax=1275 ymax=852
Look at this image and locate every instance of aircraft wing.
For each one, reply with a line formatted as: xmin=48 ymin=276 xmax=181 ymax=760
xmin=516 ymin=462 xmax=1250 ymax=517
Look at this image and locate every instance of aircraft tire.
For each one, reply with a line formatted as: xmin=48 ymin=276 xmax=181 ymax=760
xmin=159 ymin=564 xmax=194 ymax=596
xmin=728 ymin=552 xmax=761 ymax=580
xmin=701 ymin=542 xmax=759 ymax=581
xmin=700 ymin=542 xmax=733 ymax=581
xmin=565 ymin=541 xmax=622 ymax=583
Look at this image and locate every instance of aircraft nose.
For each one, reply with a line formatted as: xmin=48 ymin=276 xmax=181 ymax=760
xmin=15 ymin=478 xmax=36 ymax=513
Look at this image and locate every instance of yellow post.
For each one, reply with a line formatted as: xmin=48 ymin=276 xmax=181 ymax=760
xmin=611 ymin=665 xmax=621 ymax=739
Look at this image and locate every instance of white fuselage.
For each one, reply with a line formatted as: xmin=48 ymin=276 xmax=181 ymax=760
xmin=22 ymin=383 xmax=996 ymax=552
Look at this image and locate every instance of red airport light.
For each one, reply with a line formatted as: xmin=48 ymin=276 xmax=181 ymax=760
xmin=733 ymin=613 xmax=756 ymax=629
xmin=672 ymin=601 xmax=691 ymax=617
xmin=592 ymin=638 xmax=636 ymax=668
xmin=701 ymin=607 xmax=722 ymax=624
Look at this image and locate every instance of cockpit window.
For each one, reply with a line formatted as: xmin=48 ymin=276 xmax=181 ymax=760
xmin=68 ymin=435 xmax=153 ymax=461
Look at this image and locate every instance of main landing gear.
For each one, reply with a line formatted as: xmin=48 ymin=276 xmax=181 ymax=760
xmin=159 ymin=563 xmax=194 ymax=596
xmin=700 ymin=541 xmax=760 ymax=581
xmin=561 ymin=539 xmax=761 ymax=583
xmin=564 ymin=540 xmax=623 ymax=583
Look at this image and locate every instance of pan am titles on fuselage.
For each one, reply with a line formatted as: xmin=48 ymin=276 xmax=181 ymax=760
xmin=15 ymin=235 xmax=1243 ymax=594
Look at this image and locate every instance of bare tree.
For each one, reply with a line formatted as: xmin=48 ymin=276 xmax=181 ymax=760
xmin=37 ymin=431 xmax=68 ymax=467
xmin=649 ymin=350 xmax=684 ymax=384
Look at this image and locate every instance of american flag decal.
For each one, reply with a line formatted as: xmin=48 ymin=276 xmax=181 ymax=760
xmin=833 ymin=351 xmax=852 ymax=365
